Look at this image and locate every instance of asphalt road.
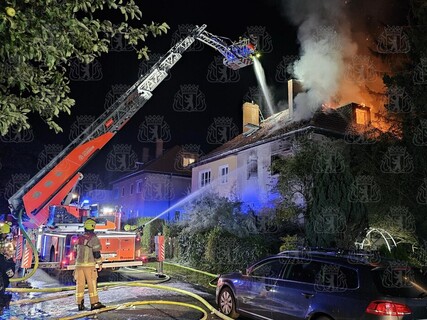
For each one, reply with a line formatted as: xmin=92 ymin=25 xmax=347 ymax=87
xmin=1 ymin=267 xmax=227 ymax=320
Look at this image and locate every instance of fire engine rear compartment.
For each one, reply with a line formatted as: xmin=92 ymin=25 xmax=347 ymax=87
xmin=39 ymin=231 xmax=143 ymax=270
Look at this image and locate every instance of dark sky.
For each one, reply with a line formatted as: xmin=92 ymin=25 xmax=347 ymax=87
xmin=0 ymin=0 xmax=409 ymax=213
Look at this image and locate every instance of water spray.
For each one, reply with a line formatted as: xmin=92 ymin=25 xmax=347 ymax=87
xmin=253 ymin=57 xmax=275 ymax=116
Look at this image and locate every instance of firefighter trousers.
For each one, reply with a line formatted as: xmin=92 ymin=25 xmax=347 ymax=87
xmin=74 ymin=266 xmax=99 ymax=305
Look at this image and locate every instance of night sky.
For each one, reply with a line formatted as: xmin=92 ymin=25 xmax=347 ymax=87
xmin=0 ymin=0 xmax=408 ymax=214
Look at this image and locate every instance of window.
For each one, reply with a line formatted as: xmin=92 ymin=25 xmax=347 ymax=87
xmin=136 ymin=180 xmax=142 ymax=193
xmin=121 ymin=186 xmax=125 ymax=197
xmin=270 ymin=154 xmax=283 ymax=175
xmin=182 ymin=154 xmax=196 ymax=167
xmin=283 ymin=260 xmax=321 ymax=284
xmin=355 ymin=108 xmax=369 ymax=125
xmin=315 ymin=263 xmax=358 ymax=290
xmin=283 ymin=261 xmax=358 ymax=289
xmin=219 ymin=165 xmax=229 ymax=184
xmin=247 ymin=152 xmax=258 ymax=179
xmin=250 ymin=258 xmax=285 ymax=279
xmin=130 ymin=184 xmax=134 ymax=195
xmin=199 ymin=170 xmax=211 ymax=187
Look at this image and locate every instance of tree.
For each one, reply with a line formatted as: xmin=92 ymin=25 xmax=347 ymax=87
xmin=0 ymin=0 xmax=169 ymax=135
xmin=272 ymin=134 xmax=369 ymax=248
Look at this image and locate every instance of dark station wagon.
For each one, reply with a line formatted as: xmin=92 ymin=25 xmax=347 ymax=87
xmin=216 ymin=250 xmax=427 ymax=320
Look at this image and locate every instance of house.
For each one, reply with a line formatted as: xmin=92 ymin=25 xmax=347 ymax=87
xmin=191 ymin=80 xmax=371 ymax=211
xmin=111 ymin=144 xmax=197 ymax=221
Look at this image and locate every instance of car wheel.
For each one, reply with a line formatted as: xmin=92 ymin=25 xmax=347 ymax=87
xmin=218 ymin=287 xmax=239 ymax=319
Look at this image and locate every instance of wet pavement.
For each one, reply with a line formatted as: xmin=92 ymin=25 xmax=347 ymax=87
xmin=1 ymin=267 xmax=223 ymax=320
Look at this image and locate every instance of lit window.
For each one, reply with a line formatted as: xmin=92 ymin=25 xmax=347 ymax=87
xmin=219 ymin=165 xmax=229 ymax=184
xmin=136 ymin=180 xmax=142 ymax=193
xmin=182 ymin=154 xmax=196 ymax=167
xmin=200 ymin=170 xmax=211 ymax=187
xmin=355 ymin=108 xmax=368 ymax=125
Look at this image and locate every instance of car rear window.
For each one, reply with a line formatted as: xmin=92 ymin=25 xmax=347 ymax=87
xmin=283 ymin=260 xmax=359 ymax=289
xmin=372 ymin=264 xmax=427 ymax=298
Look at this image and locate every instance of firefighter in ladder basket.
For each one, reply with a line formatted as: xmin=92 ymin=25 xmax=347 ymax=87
xmin=0 ymin=221 xmax=15 ymax=311
xmin=73 ymin=218 xmax=106 ymax=311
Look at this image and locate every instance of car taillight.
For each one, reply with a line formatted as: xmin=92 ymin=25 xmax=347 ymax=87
xmin=366 ymin=300 xmax=412 ymax=316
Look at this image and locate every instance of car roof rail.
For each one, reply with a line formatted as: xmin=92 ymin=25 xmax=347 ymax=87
xmin=279 ymin=247 xmax=382 ymax=261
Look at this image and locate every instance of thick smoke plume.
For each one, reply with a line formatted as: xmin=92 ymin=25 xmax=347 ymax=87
xmin=282 ymin=0 xmax=404 ymax=122
xmin=285 ymin=0 xmax=357 ymax=120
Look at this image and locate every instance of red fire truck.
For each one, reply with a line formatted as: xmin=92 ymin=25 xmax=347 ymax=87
xmin=7 ymin=24 xmax=258 ymax=273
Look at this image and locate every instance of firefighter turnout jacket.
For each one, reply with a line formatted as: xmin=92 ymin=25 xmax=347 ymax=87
xmin=74 ymin=232 xmax=102 ymax=267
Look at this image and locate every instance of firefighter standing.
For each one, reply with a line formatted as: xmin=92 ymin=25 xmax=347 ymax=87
xmin=0 ymin=221 xmax=15 ymax=309
xmin=74 ymin=218 xmax=106 ymax=311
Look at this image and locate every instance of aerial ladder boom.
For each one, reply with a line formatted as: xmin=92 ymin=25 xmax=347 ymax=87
xmin=8 ymin=24 xmax=258 ymax=228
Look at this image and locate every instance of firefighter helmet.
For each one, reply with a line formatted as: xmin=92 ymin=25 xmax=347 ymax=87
xmin=84 ymin=218 xmax=96 ymax=231
xmin=0 ymin=222 xmax=11 ymax=234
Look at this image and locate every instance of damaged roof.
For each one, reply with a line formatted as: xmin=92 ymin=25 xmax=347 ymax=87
xmin=196 ymin=103 xmax=361 ymax=165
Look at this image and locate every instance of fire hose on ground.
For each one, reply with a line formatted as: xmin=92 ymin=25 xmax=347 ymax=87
xmin=6 ymin=281 xmax=233 ymax=320
xmin=10 ymin=209 xmax=39 ymax=283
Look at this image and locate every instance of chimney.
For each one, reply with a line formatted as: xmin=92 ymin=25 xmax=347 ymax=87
xmin=242 ymin=102 xmax=260 ymax=133
xmin=287 ymin=79 xmax=304 ymax=120
xmin=155 ymin=139 xmax=163 ymax=158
